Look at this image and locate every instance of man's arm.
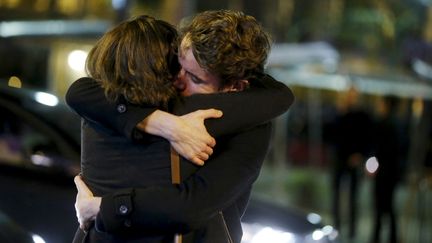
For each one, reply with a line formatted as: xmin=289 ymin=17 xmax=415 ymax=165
xmin=66 ymin=75 xmax=293 ymax=139
xmin=77 ymin=123 xmax=272 ymax=234
xmin=173 ymin=74 xmax=294 ymax=136
xmin=66 ymin=76 xmax=293 ymax=164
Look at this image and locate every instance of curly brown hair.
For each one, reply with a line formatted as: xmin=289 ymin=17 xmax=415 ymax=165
xmin=86 ymin=15 xmax=180 ymax=107
xmin=179 ymin=10 xmax=272 ymax=87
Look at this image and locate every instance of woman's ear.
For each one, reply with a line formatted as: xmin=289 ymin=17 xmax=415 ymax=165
xmin=224 ymin=80 xmax=250 ymax=92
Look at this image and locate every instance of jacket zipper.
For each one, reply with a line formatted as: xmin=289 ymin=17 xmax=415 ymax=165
xmin=219 ymin=211 xmax=234 ymax=243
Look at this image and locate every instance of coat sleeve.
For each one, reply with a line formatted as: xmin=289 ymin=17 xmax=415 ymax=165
xmin=65 ymin=76 xmax=294 ymax=139
xmin=65 ymin=77 xmax=157 ymax=140
xmin=95 ymin=123 xmax=272 ymax=234
xmin=173 ymin=74 xmax=294 ymax=136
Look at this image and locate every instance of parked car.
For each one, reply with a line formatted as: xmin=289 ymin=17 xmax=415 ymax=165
xmin=0 ymin=82 xmax=81 ymax=177
xmin=0 ymin=82 xmax=81 ymax=243
xmin=0 ymin=82 xmax=338 ymax=243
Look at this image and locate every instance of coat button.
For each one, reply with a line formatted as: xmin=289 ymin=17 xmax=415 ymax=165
xmin=119 ymin=205 xmax=129 ymax=215
xmin=117 ymin=104 xmax=127 ymax=113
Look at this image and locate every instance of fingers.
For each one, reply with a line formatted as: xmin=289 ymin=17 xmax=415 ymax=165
xmin=195 ymin=145 xmax=213 ymax=160
xmin=191 ymin=145 xmax=214 ymax=165
xmin=198 ymin=109 xmax=223 ymax=119
xmin=207 ymin=136 xmax=216 ymax=148
xmin=203 ymin=145 xmax=213 ymax=156
xmin=198 ymin=131 xmax=215 ymax=148
xmin=74 ymin=175 xmax=83 ymax=192
xmin=191 ymin=157 xmax=205 ymax=166
xmin=74 ymin=175 xmax=93 ymax=196
xmin=199 ymin=152 xmax=209 ymax=161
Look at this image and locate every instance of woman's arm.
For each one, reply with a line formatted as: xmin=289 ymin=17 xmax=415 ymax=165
xmin=65 ymin=77 xmax=157 ymax=140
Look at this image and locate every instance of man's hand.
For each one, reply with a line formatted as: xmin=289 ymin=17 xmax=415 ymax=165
xmin=173 ymin=109 xmax=223 ymax=165
xmin=137 ymin=109 xmax=223 ymax=165
xmin=74 ymin=175 xmax=102 ymax=231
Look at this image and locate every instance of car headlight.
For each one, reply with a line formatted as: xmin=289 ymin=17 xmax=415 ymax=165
xmin=34 ymin=92 xmax=59 ymax=107
xmin=242 ymin=223 xmax=298 ymax=243
xmin=32 ymin=234 xmax=46 ymax=243
xmin=241 ymin=222 xmax=339 ymax=243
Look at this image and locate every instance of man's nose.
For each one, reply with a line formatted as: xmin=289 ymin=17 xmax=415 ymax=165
xmin=173 ymin=70 xmax=186 ymax=91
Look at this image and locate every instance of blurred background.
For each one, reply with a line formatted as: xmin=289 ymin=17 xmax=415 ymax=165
xmin=1 ymin=0 xmax=432 ymax=242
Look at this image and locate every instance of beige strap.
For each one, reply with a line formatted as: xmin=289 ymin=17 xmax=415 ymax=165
xmin=170 ymin=146 xmax=181 ymax=184
xmin=170 ymin=146 xmax=182 ymax=243
xmin=174 ymin=234 xmax=183 ymax=243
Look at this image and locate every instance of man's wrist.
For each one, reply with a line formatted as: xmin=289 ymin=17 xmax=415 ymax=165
xmin=136 ymin=110 xmax=180 ymax=141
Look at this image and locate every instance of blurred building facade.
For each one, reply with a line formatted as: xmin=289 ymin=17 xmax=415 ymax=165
xmin=1 ymin=0 xmax=432 ymax=88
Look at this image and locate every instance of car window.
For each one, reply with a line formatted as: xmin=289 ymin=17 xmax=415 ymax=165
xmin=0 ymin=107 xmax=24 ymax=164
xmin=0 ymin=99 xmax=79 ymax=175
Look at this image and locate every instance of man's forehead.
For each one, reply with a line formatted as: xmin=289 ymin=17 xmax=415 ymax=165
xmin=180 ymin=49 xmax=209 ymax=81
xmin=179 ymin=34 xmax=192 ymax=57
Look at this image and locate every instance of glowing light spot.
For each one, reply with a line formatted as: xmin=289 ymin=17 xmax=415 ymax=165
xmin=322 ymin=225 xmax=334 ymax=235
xmin=312 ymin=230 xmax=324 ymax=241
xmin=31 ymin=154 xmax=53 ymax=167
xmin=307 ymin=213 xmax=322 ymax=224
xmin=32 ymin=234 xmax=46 ymax=243
xmin=112 ymin=0 xmax=127 ymax=10
xmin=68 ymin=50 xmax=87 ymax=72
xmin=365 ymin=156 xmax=379 ymax=174
xmin=251 ymin=227 xmax=295 ymax=243
xmin=35 ymin=92 xmax=59 ymax=106
xmin=8 ymin=76 xmax=22 ymax=88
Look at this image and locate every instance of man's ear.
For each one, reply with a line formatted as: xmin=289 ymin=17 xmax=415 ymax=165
xmin=225 ymin=80 xmax=249 ymax=92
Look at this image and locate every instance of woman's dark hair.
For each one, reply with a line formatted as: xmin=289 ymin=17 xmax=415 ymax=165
xmin=86 ymin=15 xmax=179 ymax=107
